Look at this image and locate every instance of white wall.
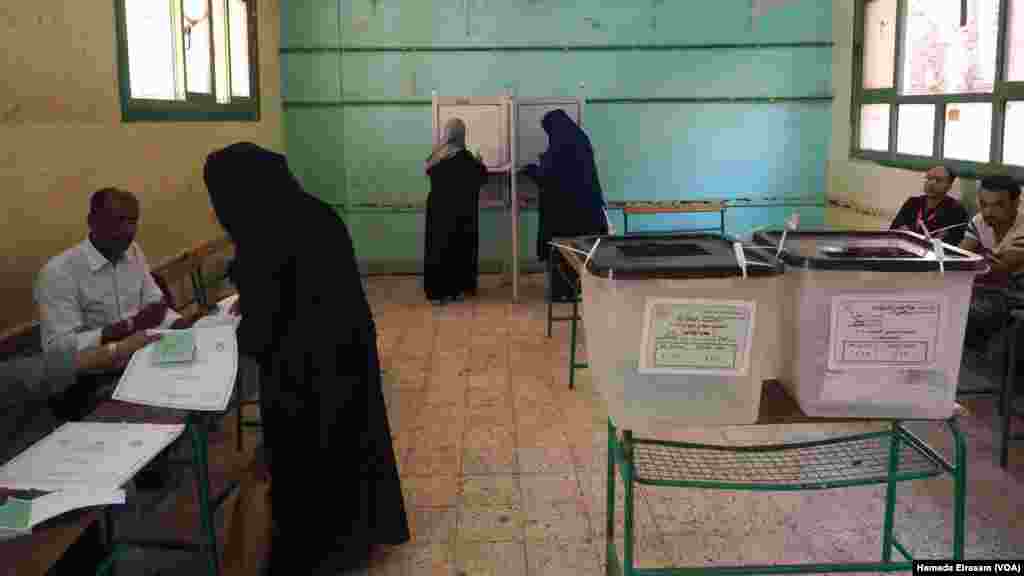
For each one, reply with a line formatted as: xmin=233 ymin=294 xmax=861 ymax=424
xmin=827 ymin=0 xmax=977 ymax=230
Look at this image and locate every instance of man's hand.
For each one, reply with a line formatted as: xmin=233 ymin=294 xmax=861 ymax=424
xmin=101 ymin=318 xmax=135 ymax=344
xmin=111 ymin=331 xmax=163 ymax=368
xmin=169 ymin=316 xmax=195 ymax=329
xmin=132 ymin=301 xmax=170 ymax=331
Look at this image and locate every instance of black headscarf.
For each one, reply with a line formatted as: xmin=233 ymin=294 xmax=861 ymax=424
xmin=203 ymin=142 xmax=299 ymax=251
xmin=538 ymin=109 xmax=606 ymax=217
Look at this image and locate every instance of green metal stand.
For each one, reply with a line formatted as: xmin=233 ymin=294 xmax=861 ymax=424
xmin=546 ymin=244 xmax=587 ymax=389
xmin=606 ymin=416 xmax=968 ymax=575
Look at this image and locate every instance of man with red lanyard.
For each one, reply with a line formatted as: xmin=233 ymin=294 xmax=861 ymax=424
xmin=890 ymin=165 xmax=969 ymax=245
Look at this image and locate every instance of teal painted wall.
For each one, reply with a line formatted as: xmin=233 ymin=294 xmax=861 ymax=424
xmin=281 ymin=0 xmax=833 ymax=267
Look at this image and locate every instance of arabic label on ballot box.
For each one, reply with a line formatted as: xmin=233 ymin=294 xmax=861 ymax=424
xmin=638 ymin=298 xmax=757 ymax=377
xmin=828 ymin=293 xmax=946 ymax=371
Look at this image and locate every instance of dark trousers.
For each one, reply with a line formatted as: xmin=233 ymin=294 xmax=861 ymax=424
xmin=48 ymin=372 xmax=119 ymax=422
xmin=46 ymin=521 xmax=106 ymax=575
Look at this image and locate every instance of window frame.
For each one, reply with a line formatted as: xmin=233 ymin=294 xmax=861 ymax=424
xmin=851 ymin=0 xmax=1024 ymax=179
xmin=114 ymin=0 xmax=260 ymax=122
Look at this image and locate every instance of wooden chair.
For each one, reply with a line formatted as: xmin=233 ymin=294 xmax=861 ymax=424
xmin=189 ymin=236 xmax=261 ymax=453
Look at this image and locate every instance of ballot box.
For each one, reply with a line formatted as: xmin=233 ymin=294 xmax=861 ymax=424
xmin=564 ymin=234 xmax=784 ymax=433
xmin=754 ymin=230 xmax=987 ymax=419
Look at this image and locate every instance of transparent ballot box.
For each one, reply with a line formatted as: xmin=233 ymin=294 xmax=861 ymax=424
xmin=754 ymin=230 xmax=986 ymax=419
xmin=564 ymin=234 xmax=784 ymax=434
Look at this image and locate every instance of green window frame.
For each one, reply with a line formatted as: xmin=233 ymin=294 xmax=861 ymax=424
xmin=851 ymin=0 xmax=1024 ymax=179
xmin=114 ymin=0 xmax=260 ymax=122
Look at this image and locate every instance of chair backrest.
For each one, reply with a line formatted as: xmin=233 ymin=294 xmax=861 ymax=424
xmin=151 ymin=251 xmax=199 ymax=312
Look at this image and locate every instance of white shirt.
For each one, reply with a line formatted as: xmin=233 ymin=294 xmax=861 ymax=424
xmin=34 ymin=238 xmax=182 ymax=352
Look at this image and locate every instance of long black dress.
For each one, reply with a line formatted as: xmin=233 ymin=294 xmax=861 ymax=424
xmin=424 ymin=149 xmax=488 ymax=301
xmin=204 ymin=143 xmax=409 ymax=574
xmin=524 ymin=110 xmax=608 ymax=301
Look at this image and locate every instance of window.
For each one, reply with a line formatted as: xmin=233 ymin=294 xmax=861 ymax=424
xmin=116 ymin=0 xmax=259 ymax=122
xmin=853 ymin=0 xmax=1024 ymax=177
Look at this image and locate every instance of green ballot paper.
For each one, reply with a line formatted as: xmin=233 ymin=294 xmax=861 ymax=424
xmin=151 ymin=330 xmax=196 ymax=365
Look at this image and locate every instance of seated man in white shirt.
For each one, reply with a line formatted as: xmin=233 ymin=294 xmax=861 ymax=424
xmin=35 ymin=187 xmax=192 ymax=419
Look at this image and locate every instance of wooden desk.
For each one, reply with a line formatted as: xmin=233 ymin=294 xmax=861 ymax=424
xmin=0 ymin=403 xmax=188 ymax=576
xmin=607 ymin=200 xmax=726 ymax=234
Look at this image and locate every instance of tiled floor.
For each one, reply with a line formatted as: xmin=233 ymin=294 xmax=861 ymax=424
xmin=361 ymin=274 xmax=1024 ymax=575
xmin=128 ymin=273 xmax=1024 ymax=575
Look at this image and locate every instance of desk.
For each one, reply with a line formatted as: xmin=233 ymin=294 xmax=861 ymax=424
xmin=0 ymin=403 xmax=187 ymax=576
xmin=88 ymin=401 xmax=232 ymax=576
xmin=607 ymin=200 xmax=726 ymax=235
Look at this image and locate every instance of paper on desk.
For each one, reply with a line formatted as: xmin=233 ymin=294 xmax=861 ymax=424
xmin=0 ymin=488 xmax=125 ymax=540
xmin=115 ymin=325 xmax=238 ymax=411
xmin=0 ymin=422 xmax=184 ymax=492
xmin=191 ymin=294 xmax=241 ymax=331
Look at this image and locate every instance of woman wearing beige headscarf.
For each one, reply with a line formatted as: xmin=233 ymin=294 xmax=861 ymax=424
xmin=423 ymin=117 xmax=489 ymax=303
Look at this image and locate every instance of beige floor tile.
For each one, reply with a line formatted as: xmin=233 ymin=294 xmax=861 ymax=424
xmin=463 ymin=424 xmax=518 ymax=475
xmin=456 ymin=505 xmax=526 ymax=542
xmin=455 ymin=541 xmax=527 ymax=576
xmin=405 ymin=441 xmax=461 ymax=477
xmin=518 ymin=445 xmax=576 ymax=474
xmin=408 ymin=508 xmax=458 ymax=545
xmin=459 ymin=476 xmax=521 ymax=508
xmin=401 ymin=475 xmax=460 ymax=509
xmin=525 ymin=536 xmax=602 ymax=576
xmin=404 ymin=542 xmax=457 ymax=576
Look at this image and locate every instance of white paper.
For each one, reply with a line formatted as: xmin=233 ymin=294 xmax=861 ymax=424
xmin=113 ymin=325 xmax=238 ymax=411
xmin=191 ymin=294 xmax=241 ymax=331
xmin=0 ymin=423 xmax=184 ymax=492
xmin=828 ymin=294 xmax=946 ymax=371
xmin=638 ymin=298 xmax=757 ymax=377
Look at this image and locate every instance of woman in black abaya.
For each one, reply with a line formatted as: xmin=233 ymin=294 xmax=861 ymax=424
xmin=424 ymin=117 xmax=489 ymax=303
xmin=522 ymin=109 xmax=609 ymax=301
xmin=203 ymin=142 xmax=409 ymax=574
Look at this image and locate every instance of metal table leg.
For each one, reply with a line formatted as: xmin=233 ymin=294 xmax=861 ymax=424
xmin=189 ymin=415 xmax=220 ymax=576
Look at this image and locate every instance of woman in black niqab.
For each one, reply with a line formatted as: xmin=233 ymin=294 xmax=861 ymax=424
xmin=204 ymin=142 xmax=410 ymax=574
xmin=523 ymin=109 xmax=609 ymax=300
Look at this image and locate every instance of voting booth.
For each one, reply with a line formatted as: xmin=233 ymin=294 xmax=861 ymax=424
xmin=431 ymin=94 xmax=585 ymax=302
xmin=565 ymin=234 xmax=784 ymax=434
xmin=755 ymin=230 xmax=986 ymax=419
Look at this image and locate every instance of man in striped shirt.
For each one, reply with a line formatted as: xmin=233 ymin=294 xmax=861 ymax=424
xmin=959 ymin=176 xmax=1024 ymax=352
xmin=960 ymin=175 xmax=1024 ymax=282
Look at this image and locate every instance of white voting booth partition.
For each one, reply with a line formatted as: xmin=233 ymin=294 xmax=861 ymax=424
xmin=431 ymin=94 xmax=584 ymax=302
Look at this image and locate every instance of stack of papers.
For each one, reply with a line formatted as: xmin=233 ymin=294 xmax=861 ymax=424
xmin=0 ymin=422 xmax=184 ymax=539
xmin=114 ymin=325 xmax=238 ymax=412
xmin=0 ymin=489 xmax=125 ymax=540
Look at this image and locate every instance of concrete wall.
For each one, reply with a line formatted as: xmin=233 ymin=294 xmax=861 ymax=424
xmin=281 ymin=0 xmax=834 ymax=271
